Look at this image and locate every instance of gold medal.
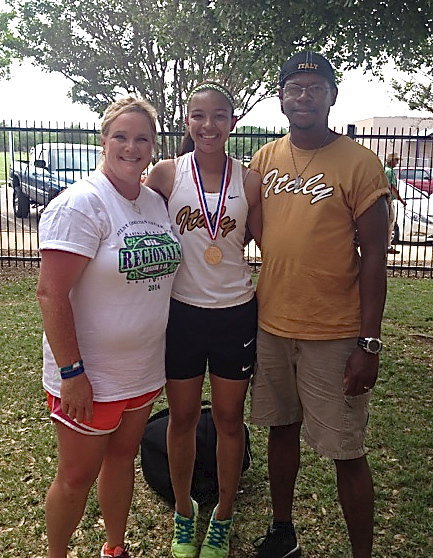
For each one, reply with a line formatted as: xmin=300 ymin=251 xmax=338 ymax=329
xmin=192 ymin=154 xmax=232 ymax=266
xmin=204 ymin=245 xmax=223 ymax=265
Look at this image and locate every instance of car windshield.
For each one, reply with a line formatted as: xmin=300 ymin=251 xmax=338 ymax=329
xmin=56 ymin=148 xmax=100 ymax=172
xmin=401 ymin=169 xmax=431 ymax=180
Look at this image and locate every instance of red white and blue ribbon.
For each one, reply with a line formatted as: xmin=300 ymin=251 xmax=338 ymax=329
xmin=191 ymin=152 xmax=232 ymax=241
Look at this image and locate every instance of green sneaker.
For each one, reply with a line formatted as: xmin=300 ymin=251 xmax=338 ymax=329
xmin=171 ymin=498 xmax=199 ymax=558
xmin=199 ymin=506 xmax=233 ymax=558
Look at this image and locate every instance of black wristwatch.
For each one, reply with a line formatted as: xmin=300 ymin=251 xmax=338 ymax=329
xmin=357 ymin=337 xmax=383 ymax=354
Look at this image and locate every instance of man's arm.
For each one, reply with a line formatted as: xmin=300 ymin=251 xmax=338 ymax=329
xmin=390 ymin=184 xmax=407 ymax=206
xmin=244 ymin=168 xmax=262 ymax=247
xmin=343 ymin=196 xmax=388 ymax=396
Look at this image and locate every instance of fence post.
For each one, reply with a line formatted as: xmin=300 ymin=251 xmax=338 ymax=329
xmin=346 ymin=124 xmax=356 ymax=139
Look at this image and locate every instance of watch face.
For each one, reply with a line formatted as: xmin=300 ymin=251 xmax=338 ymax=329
xmin=367 ymin=339 xmax=381 ymax=353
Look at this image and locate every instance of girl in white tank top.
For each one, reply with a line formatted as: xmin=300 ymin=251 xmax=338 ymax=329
xmin=146 ymin=81 xmax=262 ymax=558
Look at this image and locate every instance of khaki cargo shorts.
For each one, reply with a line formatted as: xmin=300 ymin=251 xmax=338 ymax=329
xmin=250 ymin=328 xmax=371 ymax=460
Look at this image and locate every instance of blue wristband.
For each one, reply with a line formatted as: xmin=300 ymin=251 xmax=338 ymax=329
xmin=58 ymin=359 xmax=83 ymax=373
xmin=60 ymin=365 xmax=85 ymax=380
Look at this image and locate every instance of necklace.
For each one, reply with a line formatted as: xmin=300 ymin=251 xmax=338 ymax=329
xmin=191 ymin=153 xmax=232 ymax=265
xmin=129 ymin=196 xmax=141 ymax=214
xmin=102 ymin=169 xmax=142 ymax=214
xmin=289 ymin=130 xmax=331 ymax=187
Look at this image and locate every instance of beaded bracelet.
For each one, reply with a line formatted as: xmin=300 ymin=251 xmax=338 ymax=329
xmin=58 ymin=359 xmax=83 ymax=373
xmin=60 ymin=365 xmax=85 ymax=380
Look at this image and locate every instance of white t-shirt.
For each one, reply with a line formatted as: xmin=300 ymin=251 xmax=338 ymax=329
xmin=168 ymin=152 xmax=254 ymax=308
xmin=39 ymin=170 xmax=181 ymax=401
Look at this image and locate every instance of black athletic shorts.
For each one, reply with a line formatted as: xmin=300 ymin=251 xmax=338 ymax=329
xmin=165 ymin=296 xmax=257 ymax=380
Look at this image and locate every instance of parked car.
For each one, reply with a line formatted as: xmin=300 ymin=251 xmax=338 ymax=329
xmin=395 ymin=167 xmax=433 ymax=195
xmin=391 ymin=179 xmax=433 ymax=243
xmin=9 ymin=142 xmax=102 ymax=218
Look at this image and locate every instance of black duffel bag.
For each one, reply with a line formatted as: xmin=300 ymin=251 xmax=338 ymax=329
xmin=140 ymin=401 xmax=252 ymax=507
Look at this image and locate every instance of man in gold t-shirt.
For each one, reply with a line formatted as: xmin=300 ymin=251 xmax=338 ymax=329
xmin=251 ymin=51 xmax=389 ymax=558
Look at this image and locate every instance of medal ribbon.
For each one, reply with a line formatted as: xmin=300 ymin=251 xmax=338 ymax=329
xmin=191 ymin=152 xmax=232 ymax=242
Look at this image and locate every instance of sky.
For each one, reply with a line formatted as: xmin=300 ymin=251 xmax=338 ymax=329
xmin=0 ymin=59 xmax=431 ymax=130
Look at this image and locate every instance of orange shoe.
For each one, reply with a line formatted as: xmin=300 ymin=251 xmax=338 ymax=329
xmin=100 ymin=542 xmax=130 ymax=558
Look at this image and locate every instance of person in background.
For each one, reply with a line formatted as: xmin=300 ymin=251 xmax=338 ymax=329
xmin=37 ymin=97 xmax=181 ymax=558
xmin=249 ymin=51 xmax=389 ymax=558
xmin=145 ymin=80 xmax=262 ymax=558
xmin=384 ymin=152 xmax=407 ymax=254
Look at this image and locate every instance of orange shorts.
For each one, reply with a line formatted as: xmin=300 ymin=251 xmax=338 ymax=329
xmin=47 ymin=387 xmax=163 ymax=435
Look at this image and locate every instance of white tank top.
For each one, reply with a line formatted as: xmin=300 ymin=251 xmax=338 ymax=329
xmin=168 ymin=152 xmax=254 ymax=308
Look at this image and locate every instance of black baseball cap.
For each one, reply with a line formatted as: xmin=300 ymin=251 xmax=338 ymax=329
xmin=279 ymin=51 xmax=336 ymax=88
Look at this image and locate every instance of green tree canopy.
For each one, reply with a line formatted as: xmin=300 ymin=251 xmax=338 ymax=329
xmin=391 ymin=36 xmax=433 ymax=113
xmin=4 ymin=0 xmax=433 ymax=143
xmin=228 ymin=126 xmax=287 ymax=161
xmin=0 ymin=10 xmax=22 ymax=79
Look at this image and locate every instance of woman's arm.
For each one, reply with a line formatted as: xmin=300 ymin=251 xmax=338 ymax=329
xmin=37 ymin=249 xmax=93 ymax=423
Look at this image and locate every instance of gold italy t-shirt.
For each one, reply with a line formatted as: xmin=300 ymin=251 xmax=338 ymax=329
xmin=250 ymin=134 xmax=389 ymax=340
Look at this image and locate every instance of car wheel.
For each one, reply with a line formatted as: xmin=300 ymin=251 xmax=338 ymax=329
xmin=390 ymin=222 xmax=400 ymax=245
xmin=13 ymin=188 xmax=30 ymax=218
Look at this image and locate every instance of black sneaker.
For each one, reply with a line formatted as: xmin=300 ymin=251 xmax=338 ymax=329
xmin=253 ymin=525 xmax=301 ymax=558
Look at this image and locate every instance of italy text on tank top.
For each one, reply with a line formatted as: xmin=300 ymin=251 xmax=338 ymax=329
xmin=168 ymin=152 xmax=254 ymax=308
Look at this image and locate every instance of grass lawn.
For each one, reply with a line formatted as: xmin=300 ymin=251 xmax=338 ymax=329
xmin=0 ymin=151 xmax=28 ymax=183
xmin=0 ymin=267 xmax=431 ymax=557
xmin=0 ymin=151 xmax=10 ymax=183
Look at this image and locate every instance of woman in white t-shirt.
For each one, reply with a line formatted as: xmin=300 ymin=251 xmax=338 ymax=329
xmin=146 ymin=81 xmax=262 ymax=558
xmin=37 ymin=97 xmax=181 ymax=558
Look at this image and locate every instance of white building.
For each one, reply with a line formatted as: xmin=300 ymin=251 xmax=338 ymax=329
xmin=350 ymin=116 xmax=433 ymax=167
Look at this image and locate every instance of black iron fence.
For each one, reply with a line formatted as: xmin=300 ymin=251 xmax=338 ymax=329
xmin=1 ymin=123 xmax=432 ymax=277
